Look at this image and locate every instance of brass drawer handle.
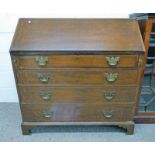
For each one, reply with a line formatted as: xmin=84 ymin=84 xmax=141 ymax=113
xmin=42 ymin=111 xmax=53 ymax=118
xmin=35 ymin=56 xmax=48 ymax=66
xmin=105 ymin=73 xmax=118 ymax=82
xmin=106 ymin=56 xmax=120 ymax=66
xmin=40 ymin=91 xmax=52 ymax=100
xmin=38 ymin=73 xmax=49 ymax=83
xmin=103 ymin=111 xmax=113 ymax=118
xmin=104 ymin=91 xmax=116 ymax=100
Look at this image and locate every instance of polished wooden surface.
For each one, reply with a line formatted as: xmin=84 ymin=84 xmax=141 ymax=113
xmin=10 ymin=19 xmax=145 ymax=134
xmin=10 ymin=19 xmax=144 ymax=52
xmin=21 ymin=104 xmax=134 ymax=122
xmin=16 ymin=69 xmax=139 ymax=85
xmin=19 ymin=86 xmax=137 ymax=104
xmin=14 ymin=55 xmax=139 ymax=68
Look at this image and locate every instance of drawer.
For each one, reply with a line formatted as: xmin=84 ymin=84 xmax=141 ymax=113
xmin=19 ymin=86 xmax=137 ymax=104
xmin=16 ymin=69 xmax=138 ymax=85
xmin=21 ymin=104 xmax=134 ymax=122
xmin=14 ymin=55 xmax=139 ymax=69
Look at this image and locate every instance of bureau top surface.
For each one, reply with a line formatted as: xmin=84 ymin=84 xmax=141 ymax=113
xmin=10 ymin=18 xmax=144 ymax=53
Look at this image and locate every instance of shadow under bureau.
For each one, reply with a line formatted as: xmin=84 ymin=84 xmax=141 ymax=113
xmin=10 ymin=19 xmax=145 ymax=135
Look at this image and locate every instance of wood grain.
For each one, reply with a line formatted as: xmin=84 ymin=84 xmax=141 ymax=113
xmin=16 ymin=68 xmax=138 ymax=85
xmin=10 ymin=19 xmax=144 ymax=52
xmin=19 ymin=86 xmax=137 ymax=104
xmin=10 ymin=18 xmax=145 ymax=134
xmin=21 ymin=104 xmax=134 ymax=122
xmin=14 ymin=55 xmax=139 ymax=68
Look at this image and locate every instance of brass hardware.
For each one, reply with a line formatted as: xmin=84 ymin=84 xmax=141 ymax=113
xmin=35 ymin=56 xmax=48 ymax=66
xmin=38 ymin=74 xmax=49 ymax=83
xmin=103 ymin=111 xmax=113 ymax=118
xmin=104 ymin=91 xmax=116 ymax=100
xmin=40 ymin=91 xmax=52 ymax=100
xmin=106 ymin=56 xmax=120 ymax=66
xmin=105 ymin=73 xmax=118 ymax=82
xmin=42 ymin=111 xmax=53 ymax=118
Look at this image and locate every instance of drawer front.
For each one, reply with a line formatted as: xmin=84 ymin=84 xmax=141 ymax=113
xmin=16 ymin=69 xmax=138 ymax=85
xmin=14 ymin=55 xmax=138 ymax=69
xmin=19 ymin=86 xmax=137 ymax=104
xmin=21 ymin=104 xmax=134 ymax=122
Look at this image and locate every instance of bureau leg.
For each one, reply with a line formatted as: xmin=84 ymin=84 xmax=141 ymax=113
xmin=126 ymin=124 xmax=134 ymax=135
xmin=118 ymin=122 xmax=134 ymax=135
xmin=21 ymin=124 xmax=33 ymax=135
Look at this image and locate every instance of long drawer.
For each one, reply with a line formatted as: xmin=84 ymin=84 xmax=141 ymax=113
xmin=19 ymin=86 xmax=137 ymax=104
xmin=21 ymin=104 xmax=134 ymax=122
xmin=16 ymin=69 xmax=138 ymax=85
xmin=14 ymin=55 xmax=139 ymax=69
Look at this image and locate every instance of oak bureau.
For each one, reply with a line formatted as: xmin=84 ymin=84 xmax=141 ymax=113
xmin=10 ymin=19 xmax=145 ymax=135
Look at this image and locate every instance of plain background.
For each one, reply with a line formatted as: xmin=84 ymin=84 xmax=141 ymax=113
xmin=0 ymin=0 xmax=155 ymax=154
